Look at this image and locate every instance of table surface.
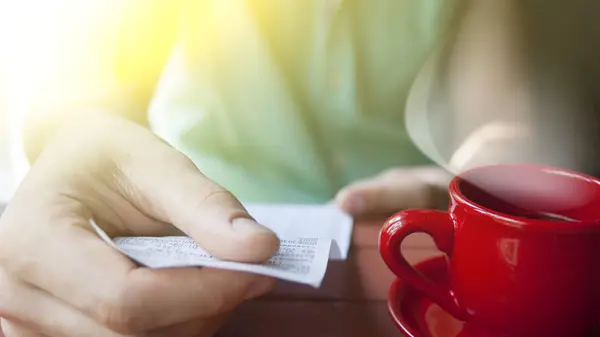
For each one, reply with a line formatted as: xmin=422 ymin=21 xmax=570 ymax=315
xmin=217 ymin=218 xmax=439 ymax=337
xmin=0 ymin=207 xmax=439 ymax=336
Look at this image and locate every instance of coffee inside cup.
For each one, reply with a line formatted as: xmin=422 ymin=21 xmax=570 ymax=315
xmin=518 ymin=211 xmax=578 ymax=222
xmin=456 ymin=165 xmax=600 ymax=223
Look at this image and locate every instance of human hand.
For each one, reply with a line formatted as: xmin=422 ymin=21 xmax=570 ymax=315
xmin=335 ymin=166 xmax=452 ymax=217
xmin=0 ymin=112 xmax=279 ymax=337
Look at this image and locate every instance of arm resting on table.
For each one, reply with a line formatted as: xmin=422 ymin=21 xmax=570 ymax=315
xmin=408 ymin=0 xmax=600 ymax=175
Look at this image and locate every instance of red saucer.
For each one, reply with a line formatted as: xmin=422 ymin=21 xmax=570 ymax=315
xmin=387 ymin=255 xmax=467 ymax=337
xmin=387 ymin=256 xmax=600 ymax=337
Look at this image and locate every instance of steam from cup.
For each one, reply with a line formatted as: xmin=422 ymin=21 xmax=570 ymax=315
xmin=404 ymin=57 xmax=598 ymax=214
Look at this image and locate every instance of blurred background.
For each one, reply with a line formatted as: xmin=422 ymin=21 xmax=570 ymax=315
xmin=0 ymin=0 xmax=15 ymax=201
xmin=0 ymin=0 xmax=55 ymax=202
xmin=2 ymin=0 xmax=600 ymax=204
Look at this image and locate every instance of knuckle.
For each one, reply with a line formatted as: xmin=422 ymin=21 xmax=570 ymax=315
xmin=173 ymin=150 xmax=201 ymax=173
xmin=191 ymin=274 xmax=235 ymax=316
xmin=379 ymin=167 xmax=406 ymax=179
xmin=192 ymin=187 xmax=240 ymax=219
xmin=203 ymin=287 xmax=238 ymax=315
xmin=206 ymin=273 xmax=268 ymax=314
xmin=246 ymin=276 xmax=276 ymax=298
xmin=0 ymin=240 xmax=14 ymax=270
xmin=205 ymin=291 xmax=230 ymax=314
xmin=0 ymin=235 xmax=30 ymax=279
xmin=0 ymin=216 xmax=20 ymax=266
xmin=94 ymin=288 xmax=145 ymax=334
xmin=0 ymin=269 xmax=14 ymax=307
xmin=197 ymin=188 xmax=234 ymax=208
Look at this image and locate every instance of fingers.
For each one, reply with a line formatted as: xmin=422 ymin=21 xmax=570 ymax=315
xmin=145 ymin=312 xmax=231 ymax=337
xmin=83 ymin=267 xmax=272 ymax=332
xmin=336 ymin=177 xmax=430 ymax=216
xmin=335 ymin=167 xmax=451 ymax=216
xmin=34 ymin=113 xmax=279 ymax=263
xmin=119 ymin=144 xmax=279 ymax=262
xmin=2 ymin=221 xmax=273 ymax=334
xmin=1 ymin=319 xmax=45 ymax=337
xmin=0 ymin=270 xmax=127 ymax=337
xmin=0 ymin=115 xmax=277 ymax=336
xmin=1 ymin=223 xmax=137 ymax=326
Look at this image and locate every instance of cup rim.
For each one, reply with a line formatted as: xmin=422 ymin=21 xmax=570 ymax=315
xmin=449 ymin=164 xmax=600 ymax=232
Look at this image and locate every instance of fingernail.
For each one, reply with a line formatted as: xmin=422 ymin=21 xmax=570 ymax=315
xmin=231 ymin=218 xmax=273 ymax=235
xmin=245 ymin=277 xmax=275 ymax=300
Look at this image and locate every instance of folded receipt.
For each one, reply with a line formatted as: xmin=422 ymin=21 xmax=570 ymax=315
xmin=92 ymin=204 xmax=353 ymax=288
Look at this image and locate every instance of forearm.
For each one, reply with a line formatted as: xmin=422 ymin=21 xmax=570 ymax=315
xmin=410 ymin=0 xmax=600 ymax=175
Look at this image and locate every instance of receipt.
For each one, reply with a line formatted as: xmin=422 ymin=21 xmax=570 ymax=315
xmin=244 ymin=204 xmax=353 ymax=260
xmin=112 ymin=236 xmax=331 ymax=287
xmin=89 ymin=204 xmax=353 ymax=288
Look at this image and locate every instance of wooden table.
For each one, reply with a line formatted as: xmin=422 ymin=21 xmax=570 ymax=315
xmin=217 ymin=218 xmax=440 ymax=337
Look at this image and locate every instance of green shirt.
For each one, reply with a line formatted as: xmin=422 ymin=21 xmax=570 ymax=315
xmin=148 ymin=0 xmax=453 ymax=203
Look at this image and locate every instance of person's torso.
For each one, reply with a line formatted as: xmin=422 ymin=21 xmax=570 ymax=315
xmin=149 ymin=0 xmax=453 ymax=203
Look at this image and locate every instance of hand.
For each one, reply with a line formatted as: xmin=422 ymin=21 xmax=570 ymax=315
xmin=335 ymin=166 xmax=452 ymax=217
xmin=0 ymin=112 xmax=279 ymax=337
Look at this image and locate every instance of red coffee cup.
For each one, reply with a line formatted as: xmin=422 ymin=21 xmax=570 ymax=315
xmin=379 ymin=164 xmax=600 ymax=337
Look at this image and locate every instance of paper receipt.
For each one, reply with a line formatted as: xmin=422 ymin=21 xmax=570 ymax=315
xmin=89 ymin=204 xmax=353 ymax=288
xmin=113 ymin=236 xmax=332 ymax=288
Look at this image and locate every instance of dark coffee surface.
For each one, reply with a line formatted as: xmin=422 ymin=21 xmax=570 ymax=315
xmin=509 ymin=211 xmax=579 ymax=222
xmin=459 ymin=180 xmax=582 ymax=222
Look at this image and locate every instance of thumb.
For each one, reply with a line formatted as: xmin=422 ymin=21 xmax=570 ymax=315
xmin=122 ymin=150 xmax=279 ymax=263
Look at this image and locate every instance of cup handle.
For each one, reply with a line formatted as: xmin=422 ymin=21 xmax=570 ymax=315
xmin=379 ymin=209 xmax=469 ymax=320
